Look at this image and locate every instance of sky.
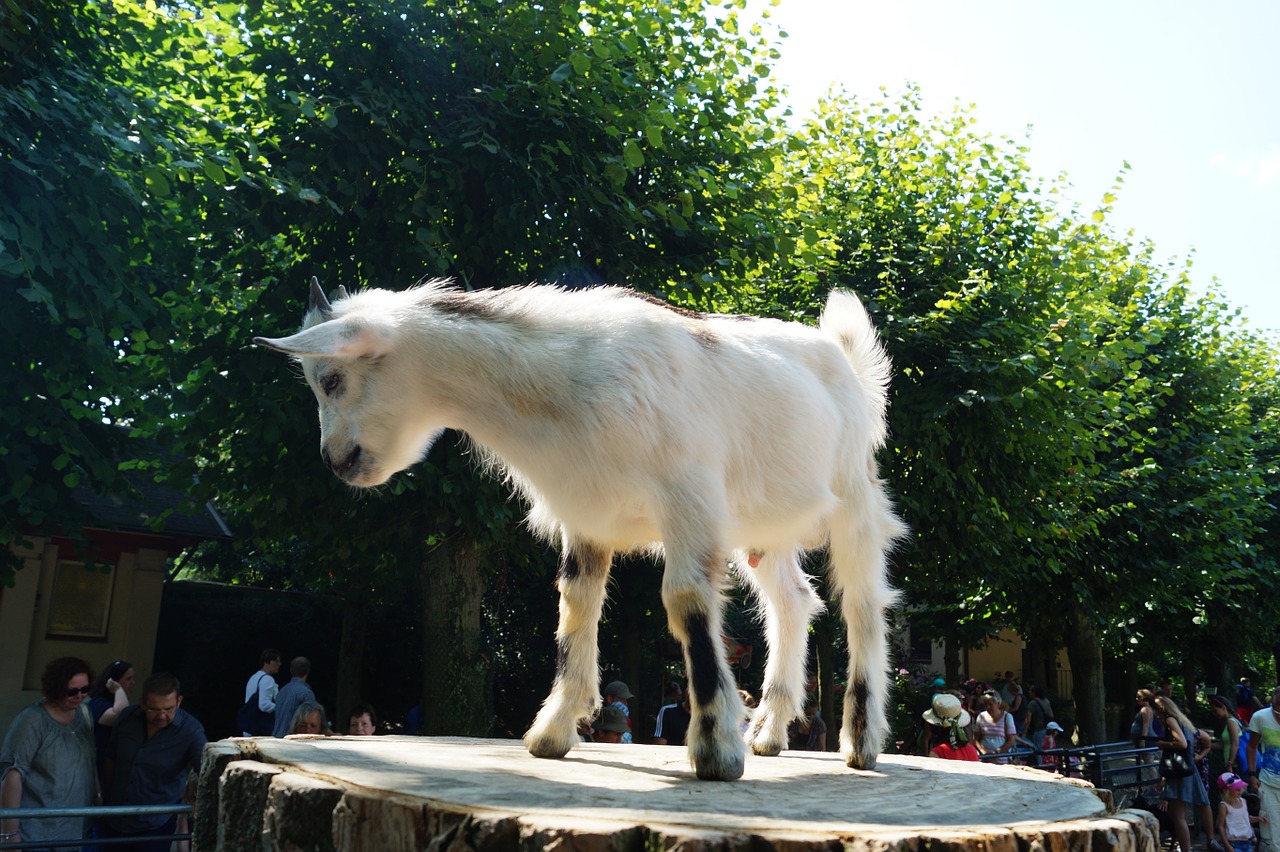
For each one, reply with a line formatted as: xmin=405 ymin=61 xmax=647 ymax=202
xmin=753 ymin=0 xmax=1280 ymax=335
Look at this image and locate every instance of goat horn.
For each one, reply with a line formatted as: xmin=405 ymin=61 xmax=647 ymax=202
xmin=337 ymin=285 xmax=350 ymax=300
xmin=308 ymin=276 xmax=333 ymax=316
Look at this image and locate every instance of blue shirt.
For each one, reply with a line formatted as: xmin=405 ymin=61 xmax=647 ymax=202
xmin=271 ymin=678 xmax=316 ymax=737
xmin=104 ymin=703 xmax=207 ymax=832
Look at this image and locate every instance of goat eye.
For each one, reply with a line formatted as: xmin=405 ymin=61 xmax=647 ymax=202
xmin=320 ymin=373 xmax=342 ymax=396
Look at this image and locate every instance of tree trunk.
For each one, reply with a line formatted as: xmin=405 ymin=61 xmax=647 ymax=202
xmin=615 ymin=559 xmax=645 ymax=736
xmin=943 ymin=640 xmax=961 ymax=685
xmin=1182 ymin=653 xmax=1198 ymax=710
xmin=814 ymin=613 xmax=836 ymax=751
xmin=1119 ymin=656 xmax=1138 ymax=740
xmin=420 ymin=536 xmax=492 ymax=736
xmin=1063 ymin=606 xmax=1105 ymax=745
xmin=336 ymin=595 xmax=368 ymax=730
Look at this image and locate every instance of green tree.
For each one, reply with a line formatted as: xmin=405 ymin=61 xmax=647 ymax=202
xmin=163 ymin=0 xmax=786 ymax=733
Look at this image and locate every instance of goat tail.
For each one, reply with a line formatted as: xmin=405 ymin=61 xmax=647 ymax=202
xmin=819 ymin=290 xmax=893 ymax=424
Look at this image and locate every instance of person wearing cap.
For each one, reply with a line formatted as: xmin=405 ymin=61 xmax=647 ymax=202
xmin=593 ymin=706 xmax=631 ymax=744
xmin=1217 ymin=771 xmax=1258 ymax=852
xmin=602 ymin=681 xmax=633 ymax=744
xmin=922 ymin=694 xmax=978 ymax=761
xmin=1247 ymin=685 xmax=1280 ymax=851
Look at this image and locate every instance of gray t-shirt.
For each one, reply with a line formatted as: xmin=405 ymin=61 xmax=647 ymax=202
xmin=0 ymin=700 xmax=95 ymax=845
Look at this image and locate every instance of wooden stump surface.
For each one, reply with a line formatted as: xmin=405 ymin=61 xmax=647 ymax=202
xmin=195 ymin=735 xmax=1161 ymax=851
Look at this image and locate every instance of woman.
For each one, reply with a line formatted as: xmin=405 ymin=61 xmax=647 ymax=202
xmin=975 ymin=692 xmax=1016 ymax=763
xmin=1154 ymin=695 xmax=1211 ymax=852
xmin=0 ymin=657 xmax=98 ymax=849
xmin=1210 ymin=694 xmax=1247 ymax=778
xmin=87 ymin=659 xmax=135 ymax=783
xmin=288 ymin=701 xmax=330 ymax=736
xmin=1133 ymin=688 xmax=1164 ymax=746
xmin=1007 ymin=683 xmax=1028 ymax=738
xmin=786 ymin=699 xmax=827 ymax=752
xmin=923 ymin=694 xmax=979 ymax=761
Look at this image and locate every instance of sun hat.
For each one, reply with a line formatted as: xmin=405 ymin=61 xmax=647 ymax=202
xmin=603 ymin=680 xmax=634 ymax=700
xmin=1218 ymin=772 xmax=1248 ymax=792
xmin=922 ymin=693 xmax=971 ymax=728
xmin=596 ymin=705 xmax=629 ymax=733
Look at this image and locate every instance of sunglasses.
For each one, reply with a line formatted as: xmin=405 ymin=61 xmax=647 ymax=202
xmin=64 ymin=685 xmax=91 ymax=697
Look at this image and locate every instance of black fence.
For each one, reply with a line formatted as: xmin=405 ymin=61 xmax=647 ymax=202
xmin=0 ymin=804 xmax=191 ymax=850
xmin=979 ymin=739 xmax=1161 ymax=807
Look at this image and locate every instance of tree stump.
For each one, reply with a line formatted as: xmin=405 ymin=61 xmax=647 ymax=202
xmin=194 ymin=736 xmax=1159 ymax=851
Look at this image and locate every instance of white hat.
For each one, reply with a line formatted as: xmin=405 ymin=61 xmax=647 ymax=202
xmin=922 ymin=693 xmax=971 ymax=728
xmin=1046 ymin=721 xmax=1064 ymax=732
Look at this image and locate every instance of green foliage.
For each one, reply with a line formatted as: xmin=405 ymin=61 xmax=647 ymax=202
xmin=5 ymin=0 xmax=1278 ymax=737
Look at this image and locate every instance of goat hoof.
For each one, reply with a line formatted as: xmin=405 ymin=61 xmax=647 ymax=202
xmin=749 ymin=736 xmax=784 ymax=757
xmin=844 ymin=749 xmax=878 ymax=770
xmin=523 ymin=730 xmax=573 ymax=760
xmin=694 ymin=752 xmax=745 ymax=781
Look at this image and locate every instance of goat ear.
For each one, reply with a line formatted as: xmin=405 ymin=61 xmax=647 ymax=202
xmin=254 ymin=317 xmax=391 ymax=359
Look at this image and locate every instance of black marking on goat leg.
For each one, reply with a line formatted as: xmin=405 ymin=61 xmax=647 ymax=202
xmin=559 ymin=543 xmax=607 ymax=583
xmin=559 ymin=551 xmax=581 ymax=583
xmin=683 ymin=610 xmax=722 ymax=708
xmin=849 ymin=677 xmax=869 ymax=749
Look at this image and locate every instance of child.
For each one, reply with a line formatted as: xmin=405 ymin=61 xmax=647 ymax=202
xmin=1218 ymin=772 xmax=1260 ymax=852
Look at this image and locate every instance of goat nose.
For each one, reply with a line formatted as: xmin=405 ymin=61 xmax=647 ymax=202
xmin=341 ymin=445 xmax=362 ymax=473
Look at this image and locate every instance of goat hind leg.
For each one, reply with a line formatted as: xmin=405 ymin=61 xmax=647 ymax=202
xmin=740 ymin=551 xmax=824 ymax=756
xmin=524 ymin=541 xmax=612 ymax=759
xmin=828 ymin=484 xmax=904 ymax=770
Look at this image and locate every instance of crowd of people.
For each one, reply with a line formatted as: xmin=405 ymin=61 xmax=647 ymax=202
xmin=916 ymin=671 xmax=1061 ymax=764
xmin=918 ymin=672 xmax=1280 ymax=852
xmin=0 ymin=650 xmax=385 ymax=850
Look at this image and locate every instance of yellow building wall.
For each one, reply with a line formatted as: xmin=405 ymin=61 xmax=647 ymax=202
xmin=1 ymin=537 xmax=164 ymax=733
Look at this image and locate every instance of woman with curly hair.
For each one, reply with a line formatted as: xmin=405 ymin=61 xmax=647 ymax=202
xmin=0 ymin=656 xmax=98 ymax=848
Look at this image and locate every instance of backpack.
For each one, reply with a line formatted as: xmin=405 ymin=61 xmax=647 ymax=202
xmin=236 ymin=672 xmax=274 ymax=736
xmin=1234 ymin=720 xmax=1251 ymax=774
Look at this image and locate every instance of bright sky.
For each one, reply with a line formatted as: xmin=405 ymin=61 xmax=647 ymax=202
xmin=757 ymin=0 xmax=1280 ymax=335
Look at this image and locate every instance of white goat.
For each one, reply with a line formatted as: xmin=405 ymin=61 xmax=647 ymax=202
xmin=255 ymin=279 xmax=906 ymax=780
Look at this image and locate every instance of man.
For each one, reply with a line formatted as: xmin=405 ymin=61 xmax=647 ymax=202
xmin=101 ymin=672 xmax=207 ymax=852
xmin=593 ymin=706 xmax=630 ymax=744
xmin=998 ymin=671 xmax=1018 ymax=707
xmin=653 ymin=684 xmax=691 ymax=747
xmin=1247 ymin=685 xmax=1280 ymax=851
xmin=271 ymin=657 xmax=316 ymax=738
xmin=348 ymin=703 xmax=377 ymax=736
xmin=240 ymin=649 xmax=281 ymax=736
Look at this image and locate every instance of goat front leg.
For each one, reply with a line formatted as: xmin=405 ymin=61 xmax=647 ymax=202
xmin=738 ymin=551 xmax=824 ymax=756
xmin=524 ymin=539 xmax=612 ymax=759
xmin=661 ymin=511 xmax=745 ymax=779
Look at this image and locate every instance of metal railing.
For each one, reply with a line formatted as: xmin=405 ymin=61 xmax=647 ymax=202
xmin=979 ymin=739 xmax=1161 ymax=806
xmin=0 ymin=803 xmax=191 ymax=850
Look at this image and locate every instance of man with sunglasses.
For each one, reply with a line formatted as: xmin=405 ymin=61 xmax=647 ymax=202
xmin=100 ymin=672 xmax=207 ymax=852
xmin=0 ymin=656 xmax=98 ymax=848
